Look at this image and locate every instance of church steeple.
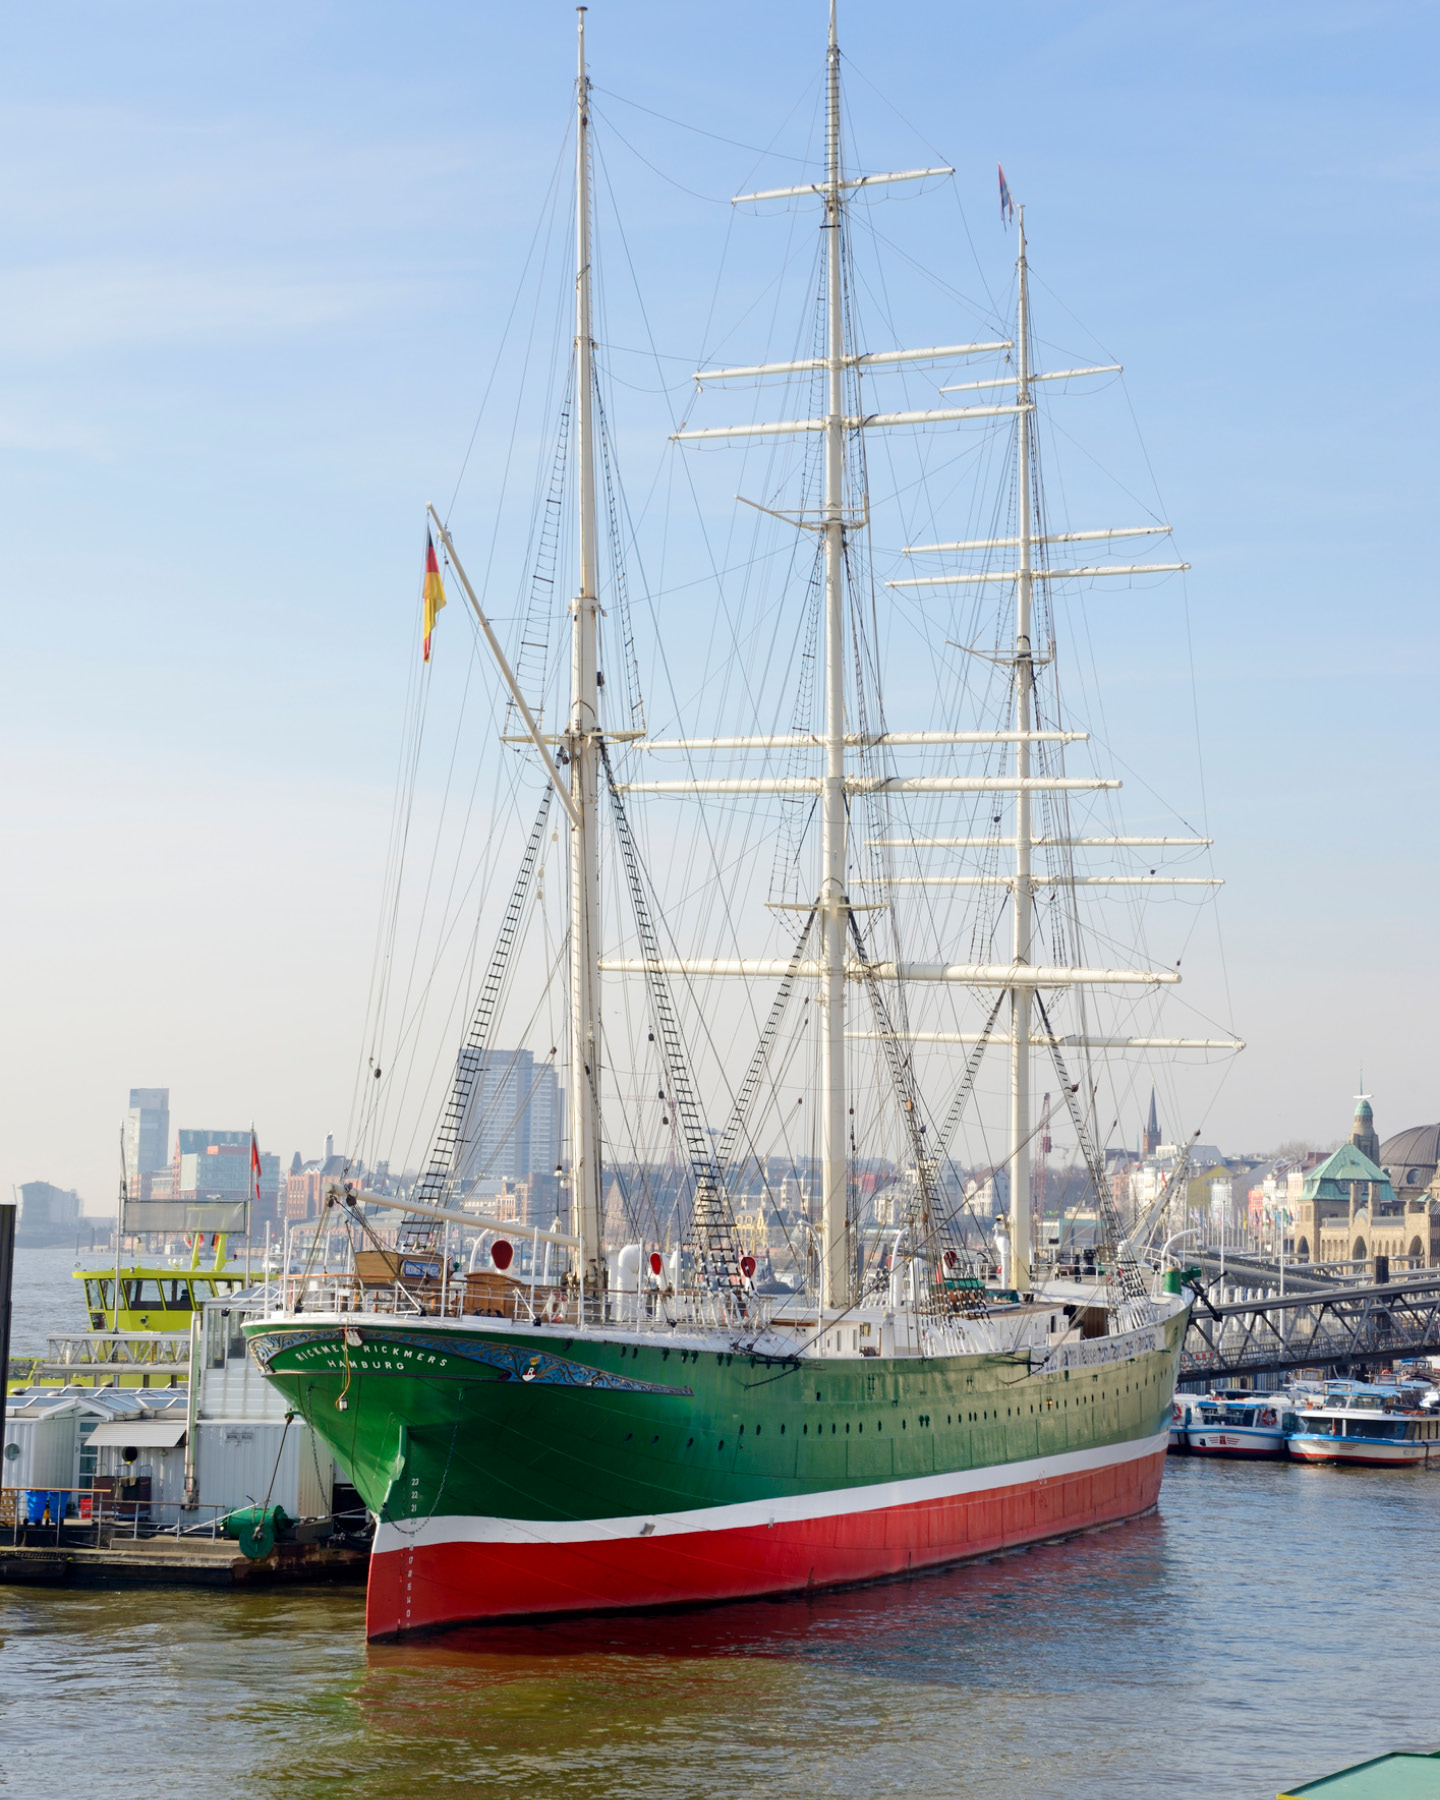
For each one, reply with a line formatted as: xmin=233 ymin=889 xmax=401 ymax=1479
xmin=1351 ymin=1094 xmax=1378 ymax=1165
xmin=1142 ymin=1087 xmax=1161 ymax=1157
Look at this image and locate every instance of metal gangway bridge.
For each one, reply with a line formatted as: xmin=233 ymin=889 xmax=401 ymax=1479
xmin=1176 ymin=1264 xmax=1440 ymax=1384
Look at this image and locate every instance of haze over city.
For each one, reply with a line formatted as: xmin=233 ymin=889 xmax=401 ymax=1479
xmin=2 ymin=0 xmax=1437 ymax=1214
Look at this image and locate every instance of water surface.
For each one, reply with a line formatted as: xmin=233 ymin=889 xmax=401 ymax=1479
xmin=3 ymin=1457 xmax=1437 ymax=1800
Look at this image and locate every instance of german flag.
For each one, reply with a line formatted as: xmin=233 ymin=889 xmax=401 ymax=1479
xmin=423 ymin=531 xmax=447 ymax=662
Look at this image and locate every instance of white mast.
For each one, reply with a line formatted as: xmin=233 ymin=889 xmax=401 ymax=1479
xmin=819 ymin=0 xmax=851 ymax=1313
xmin=1008 ymin=205 xmax=1034 ymax=1292
xmin=568 ymin=6 xmax=604 ymax=1296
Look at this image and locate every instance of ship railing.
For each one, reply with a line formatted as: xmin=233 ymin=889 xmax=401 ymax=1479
xmin=262 ymin=1274 xmax=772 ymax=1334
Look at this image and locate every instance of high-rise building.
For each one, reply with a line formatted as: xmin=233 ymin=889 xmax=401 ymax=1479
xmin=454 ymin=1049 xmax=561 ymax=1186
xmin=176 ymin=1128 xmax=251 ymax=1156
xmin=15 ymin=1180 xmax=83 ymax=1245
xmin=124 ymin=1087 xmax=170 ymax=1193
xmin=172 ymin=1130 xmax=279 ymax=1231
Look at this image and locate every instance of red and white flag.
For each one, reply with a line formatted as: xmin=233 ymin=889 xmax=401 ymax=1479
xmin=250 ymin=1129 xmax=262 ymax=1205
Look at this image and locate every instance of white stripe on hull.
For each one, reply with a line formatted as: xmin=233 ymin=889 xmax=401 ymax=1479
xmin=376 ymin=1425 xmax=1170 ymax=1555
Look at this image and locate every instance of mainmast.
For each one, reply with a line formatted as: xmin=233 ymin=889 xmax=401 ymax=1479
xmin=1008 ymin=206 xmax=1034 ymax=1293
xmin=819 ymin=0 xmax=851 ymax=1314
xmin=568 ymin=6 xmax=604 ymax=1295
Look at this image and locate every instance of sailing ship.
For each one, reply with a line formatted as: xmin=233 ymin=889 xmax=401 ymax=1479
xmin=244 ymin=6 xmax=1239 ymax=1639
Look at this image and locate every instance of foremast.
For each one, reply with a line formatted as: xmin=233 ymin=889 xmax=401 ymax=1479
xmin=568 ymin=6 xmax=604 ymax=1295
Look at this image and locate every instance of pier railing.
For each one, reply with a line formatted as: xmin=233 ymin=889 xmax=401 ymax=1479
xmin=29 ymin=1332 xmax=191 ymax=1383
xmin=1 ymin=1487 xmax=369 ymax=1550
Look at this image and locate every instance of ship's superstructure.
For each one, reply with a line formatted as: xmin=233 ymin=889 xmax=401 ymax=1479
xmin=245 ymin=5 xmax=1236 ymax=1638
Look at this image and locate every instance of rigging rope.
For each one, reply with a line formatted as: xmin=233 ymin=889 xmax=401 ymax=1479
xmin=400 ymin=787 xmax=554 ymax=1252
xmin=1032 ymin=988 xmax=1148 ymax=1303
xmin=846 ymin=910 xmax=987 ymax=1306
xmin=600 ymin=741 xmax=742 ymax=1293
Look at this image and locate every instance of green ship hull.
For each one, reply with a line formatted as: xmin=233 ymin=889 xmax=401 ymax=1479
xmin=246 ymin=1297 xmax=1185 ymax=1637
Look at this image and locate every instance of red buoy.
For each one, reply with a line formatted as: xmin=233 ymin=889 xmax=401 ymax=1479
xmin=491 ymin=1239 xmax=514 ymax=1271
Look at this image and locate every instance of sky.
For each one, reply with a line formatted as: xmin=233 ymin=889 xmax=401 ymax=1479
xmin=0 ymin=0 xmax=1437 ymax=1214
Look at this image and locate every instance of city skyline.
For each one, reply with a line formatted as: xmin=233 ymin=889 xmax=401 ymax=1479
xmin=1 ymin=1 xmax=1437 ymax=1214
xmin=20 ymin=1070 xmax=1418 ymax=1222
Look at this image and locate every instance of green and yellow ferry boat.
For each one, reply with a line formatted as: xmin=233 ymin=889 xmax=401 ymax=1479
xmin=6 ymin=1237 xmax=254 ymax=1393
xmin=244 ymin=7 xmax=1232 ymax=1640
xmin=76 ymin=1239 xmax=251 ymax=1336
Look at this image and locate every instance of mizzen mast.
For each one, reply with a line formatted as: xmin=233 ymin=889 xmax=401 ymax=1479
xmin=568 ymin=6 xmax=604 ymax=1295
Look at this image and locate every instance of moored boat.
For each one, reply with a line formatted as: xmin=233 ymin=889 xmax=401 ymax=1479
xmin=1184 ymin=1393 xmax=1288 ymax=1460
xmin=1287 ymin=1391 xmax=1440 ymax=1467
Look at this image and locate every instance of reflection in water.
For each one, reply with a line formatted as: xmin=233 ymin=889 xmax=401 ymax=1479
xmin=5 ymin=1461 xmax=1439 ymax=1800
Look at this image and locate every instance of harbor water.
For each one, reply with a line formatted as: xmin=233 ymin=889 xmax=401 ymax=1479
xmin=7 ymin=1244 xmax=96 ymax=1359
xmin=5 ymin=1251 xmax=1439 ymax=1799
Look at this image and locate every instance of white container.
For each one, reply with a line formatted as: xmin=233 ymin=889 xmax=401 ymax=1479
xmin=2 ymin=1407 xmax=79 ymax=1491
xmin=192 ymin=1418 xmax=335 ymax=1521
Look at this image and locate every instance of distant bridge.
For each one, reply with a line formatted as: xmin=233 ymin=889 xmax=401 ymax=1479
xmin=1178 ymin=1272 xmax=1440 ymax=1383
xmin=1189 ymin=1250 xmax=1339 ymax=1295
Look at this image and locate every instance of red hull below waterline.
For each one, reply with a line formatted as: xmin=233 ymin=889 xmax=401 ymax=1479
xmin=366 ymin=1445 xmax=1167 ymax=1638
